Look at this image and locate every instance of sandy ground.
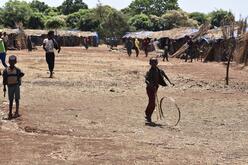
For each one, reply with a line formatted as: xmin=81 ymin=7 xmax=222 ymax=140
xmin=0 ymin=46 xmax=248 ymax=165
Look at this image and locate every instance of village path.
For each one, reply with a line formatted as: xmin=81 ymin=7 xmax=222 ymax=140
xmin=0 ymin=46 xmax=248 ymax=165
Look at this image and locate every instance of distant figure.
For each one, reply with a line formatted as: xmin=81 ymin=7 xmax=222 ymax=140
xmin=27 ymin=36 xmax=32 ymax=52
xmin=134 ymin=38 xmax=140 ymax=57
xmin=185 ymin=36 xmax=195 ymax=62
xmin=126 ymin=37 xmax=133 ymax=57
xmin=163 ymin=44 xmax=169 ymax=62
xmin=0 ymin=32 xmax=8 ymax=68
xmin=145 ymin=58 xmax=174 ymax=123
xmin=43 ymin=31 xmax=61 ymax=78
xmin=2 ymin=32 xmax=8 ymax=51
xmin=143 ymin=38 xmax=150 ymax=57
xmin=3 ymin=55 xmax=25 ymax=120
xmin=83 ymin=37 xmax=89 ymax=50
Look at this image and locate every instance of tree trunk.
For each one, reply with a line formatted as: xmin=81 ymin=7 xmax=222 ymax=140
xmin=226 ymin=53 xmax=232 ymax=85
xmin=226 ymin=45 xmax=236 ymax=85
xmin=244 ymin=51 xmax=248 ymax=66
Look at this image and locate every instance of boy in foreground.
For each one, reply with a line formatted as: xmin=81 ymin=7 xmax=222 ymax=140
xmin=145 ymin=58 xmax=174 ymax=123
xmin=3 ymin=55 xmax=24 ymax=120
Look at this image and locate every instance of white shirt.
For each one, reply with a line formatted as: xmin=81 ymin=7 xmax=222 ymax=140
xmin=43 ymin=38 xmax=55 ymax=53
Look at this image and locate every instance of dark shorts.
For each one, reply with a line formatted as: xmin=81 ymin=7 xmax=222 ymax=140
xmin=8 ymin=85 xmax=20 ymax=101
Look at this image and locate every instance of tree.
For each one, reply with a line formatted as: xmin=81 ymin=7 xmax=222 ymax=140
xmin=100 ymin=9 xmax=130 ymax=38
xmin=2 ymin=0 xmax=33 ymax=28
xmin=45 ymin=17 xmax=66 ymax=29
xmin=78 ymin=18 xmax=100 ymax=31
xmin=59 ymin=0 xmax=88 ymax=15
xmin=128 ymin=13 xmax=152 ymax=31
xmin=149 ymin=15 xmax=165 ymax=31
xmin=0 ymin=8 xmax=4 ymax=26
xmin=189 ymin=12 xmax=208 ymax=25
xmin=161 ymin=10 xmax=198 ymax=30
xmin=30 ymin=0 xmax=49 ymax=12
xmin=127 ymin=0 xmax=179 ymax=16
xmin=209 ymin=9 xmax=235 ymax=27
xmin=92 ymin=3 xmax=130 ymax=37
xmin=66 ymin=9 xmax=90 ymax=29
xmin=27 ymin=12 xmax=45 ymax=29
xmin=44 ymin=7 xmax=59 ymax=17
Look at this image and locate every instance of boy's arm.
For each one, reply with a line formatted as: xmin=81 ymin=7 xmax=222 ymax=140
xmin=53 ymin=38 xmax=61 ymax=53
xmin=43 ymin=43 xmax=47 ymax=52
xmin=17 ymin=68 xmax=25 ymax=78
xmin=161 ymin=70 xmax=174 ymax=86
xmin=145 ymin=71 xmax=150 ymax=85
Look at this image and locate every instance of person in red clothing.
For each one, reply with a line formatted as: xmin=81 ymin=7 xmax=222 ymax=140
xmin=145 ymin=58 xmax=174 ymax=123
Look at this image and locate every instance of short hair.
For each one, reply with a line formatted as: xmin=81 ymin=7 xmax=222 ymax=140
xmin=9 ymin=55 xmax=17 ymax=62
xmin=149 ymin=57 xmax=158 ymax=65
xmin=48 ymin=31 xmax=54 ymax=36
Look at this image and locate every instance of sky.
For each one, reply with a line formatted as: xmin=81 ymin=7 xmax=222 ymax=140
xmin=0 ymin=0 xmax=247 ymax=19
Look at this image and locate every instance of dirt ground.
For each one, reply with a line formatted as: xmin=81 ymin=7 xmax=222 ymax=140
xmin=0 ymin=46 xmax=248 ymax=165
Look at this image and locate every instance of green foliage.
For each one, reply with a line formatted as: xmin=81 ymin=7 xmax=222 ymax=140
xmin=189 ymin=12 xmax=208 ymax=25
xmin=162 ymin=10 xmax=198 ymax=29
xmin=0 ymin=8 xmax=4 ymax=26
xmin=209 ymin=9 xmax=235 ymax=27
xmin=45 ymin=16 xmax=66 ymax=29
xmin=149 ymin=15 xmax=165 ymax=31
xmin=27 ymin=12 xmax=45 ymax=29
xmin=127 ymin=0 xmax=179 ymax=16
xmin=100 ymin=9 xmax=130 ymax=38
xmin=59 ymin=0 xmax=88 ymax=15
xmin=128 ymin=13 xmax=152 ymax=30
xmin=2 ymin=0 xmax=33 ymax=28
xmin=30 ymin=0 xmax=49 ymax=12
xmin=92 ymin=4 xmax=130 ymax=37
xmin=44 ymin=7 xmax=59 ymax=17
xmin=66 ymin=9 xmax=90 ymax=29
xmin=77 ymin=9 xmax=99 ymax=31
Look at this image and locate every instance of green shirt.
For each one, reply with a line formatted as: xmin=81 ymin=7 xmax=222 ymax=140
xmin=0 ymin=39 xmax=6 ymax=53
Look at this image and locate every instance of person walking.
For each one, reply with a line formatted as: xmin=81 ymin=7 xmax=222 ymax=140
xmin=134 ymin=38 xmax=140 ymax=57
xmin=43 ymin=31 xmax=61 ymax=78
xmin=143 ymin=38 xmax=150 ymax=57
xmin=126 ymin=37 xmax=133 ymax=57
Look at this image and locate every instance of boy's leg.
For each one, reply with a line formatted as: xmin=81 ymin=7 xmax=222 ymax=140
xmin=14 ymin=100 xmax=20 ymax=117
xmin=145 ymin=86 xmax=157 ymax=122
xmin=14 ymin=86 xmax=20 ymax=117
xmin=7 ymin=86 xmax=15 ymax=119
xmin=46 ymin=53 xmax=55 ymax=77
xmin=9 ymin=99 xmax=13 ymax=119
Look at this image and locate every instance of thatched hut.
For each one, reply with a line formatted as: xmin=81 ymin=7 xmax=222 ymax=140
xmin=122 ymin=31 xmax=153 ymax=50
xmin=1 ymin=28 xmax=27 ymax=50
xmin=25 ymin=29 xmax=98 ymax=47
xmin=151 ymin=27 xmax=198 ymax=54
xmin=202 ymin=28 xmax=238 ymax=62
xmin=1 ymin=29 xmax=99 ymax=49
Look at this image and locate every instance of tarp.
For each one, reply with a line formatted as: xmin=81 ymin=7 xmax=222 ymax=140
xmin=122 ymin=31 xmax=153 ymax=39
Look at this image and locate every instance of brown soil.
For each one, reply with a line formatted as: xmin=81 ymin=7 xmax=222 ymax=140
xmin=0 ymin=46 xmax=248 ymax=165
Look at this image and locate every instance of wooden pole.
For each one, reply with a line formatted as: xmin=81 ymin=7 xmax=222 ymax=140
xmin=225 ymin=39 xmax=236 ymax=85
